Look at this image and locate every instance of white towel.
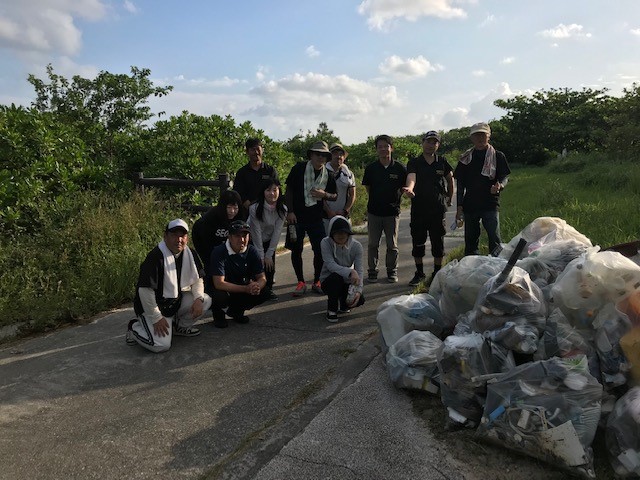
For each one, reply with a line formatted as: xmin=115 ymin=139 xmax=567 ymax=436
xmin=303 ymin=160 xmax=329 ymax=207
xmin=158 ymin=241 xmax=200 ymax=299
xmin=459 ymin=144 xmax=497 ymax=179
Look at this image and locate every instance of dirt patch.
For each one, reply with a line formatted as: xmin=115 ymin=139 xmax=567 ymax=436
xmin=408 ymin=391 xmax=616 ymax=479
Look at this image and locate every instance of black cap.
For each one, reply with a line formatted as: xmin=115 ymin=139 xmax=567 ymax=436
xmin=422 ymin=131 xmax=441 ymax=142
xmin=229 ymin=220 xmax=250 ymax=235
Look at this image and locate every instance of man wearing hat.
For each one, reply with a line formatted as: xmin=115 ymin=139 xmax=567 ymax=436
xmin=234 ymin=137 xmax=280 ymax=209
xmin=207 ymin=219 xmax=269 ymax=328
xmin=126 ymin=219 xmax=213 ymax=353
xmin=362 ymin=134 xmax=407 ymax=283
xmin=324 ymin=143 xmax=356 ymax=234
xmin=403 ymin=130 xmax=454 ymax=286
xmin=284 ymin=141 xmax=338 ymax=296
xmin=454 ymin=122 xmax=511 ymax=256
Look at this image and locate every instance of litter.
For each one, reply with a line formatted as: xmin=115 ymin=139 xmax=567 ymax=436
xmin=386 ymin=330 xmax=442 ymax=394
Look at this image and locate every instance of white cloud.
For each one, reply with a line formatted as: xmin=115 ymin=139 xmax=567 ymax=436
xmin=469 ymin=82 xmax=520 ymax=121
xmin=169 ymin=74 xmax=243 ymax=88
xmin=479 ymin=14 xmax=495 ymax=28
xmin=247 ymin=72 xmax=402 ymax=121
xmin=0 ymin=0 xmax=108 ymax=55
xmin=538 ymin=23 xmax=592 ymax=39
xmin=631 ymin=28 xmax=640 ymax=37
xmin=500 ymin=57 xmax=515 ymax=64
xmin=472 ymin=70 xmax=486 ymax=77
xmin=358 ymin=0 xmax=467 ymax=31
xmin=441 ymin=107 xmax=469 ymax=129
xmin=256 ymin=66 xmax=268 ymax=81
xmin=305 ymin=45 xmax=320 ymax=58
xmin=123 ymin=1 xmax=138 ymax=14
xmin=378 ymin=55 xmax=443 ymax=79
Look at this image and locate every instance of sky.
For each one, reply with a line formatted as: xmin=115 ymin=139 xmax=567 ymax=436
xmin=1 ymin=0 xmax=640 ymax=145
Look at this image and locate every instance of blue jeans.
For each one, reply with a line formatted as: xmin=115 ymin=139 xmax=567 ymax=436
xmin=463 ymin=210 xmax=501 ymax=256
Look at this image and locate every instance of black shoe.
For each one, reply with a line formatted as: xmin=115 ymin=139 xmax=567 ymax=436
xmin=213 ymin=311 xmax=228 ymax=328
xmin=326 ymin=311 xmax=339 ymax=323
xmin=267 ymin=290 xmax=278 ymax=301
xmin=125 ymin=319 xmax=137 ymax=345
xmin=408 ymin=272 xmax=427 ymax=287
xmin=366 ymin=274 xmax=378 ymax=284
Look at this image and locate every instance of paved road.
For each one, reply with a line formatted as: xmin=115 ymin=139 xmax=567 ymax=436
xmin=1 ymin=210 xmax=468 ymax=480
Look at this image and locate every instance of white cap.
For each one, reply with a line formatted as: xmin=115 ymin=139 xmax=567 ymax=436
xmin=166 ymin=218 xmax=189 ymax=232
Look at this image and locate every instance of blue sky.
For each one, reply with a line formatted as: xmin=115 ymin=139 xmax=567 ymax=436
xmin=1 ymin=0 xmax=639 ymax=144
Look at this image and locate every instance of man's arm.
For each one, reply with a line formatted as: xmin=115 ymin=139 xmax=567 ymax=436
xmin=445 ymin=172 xmax=454 ymax=206
xmin=344 ymin=186 xmax=355 ymax=215
xmin=403 ymin=172 xmax=416 ymax=198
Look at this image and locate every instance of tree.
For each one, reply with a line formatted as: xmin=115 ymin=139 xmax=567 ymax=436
xmin=282 ymin=122 xmax=341 ymax=161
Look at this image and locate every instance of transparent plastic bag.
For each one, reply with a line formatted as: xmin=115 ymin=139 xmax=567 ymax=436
xmin=517 ymin=239 xmax=591 ymax=287
xmin=377 ymin=294 xmax=444 ymax=351
xmin=431 ymin=255 xmax=507 ymax=328
xmin=477 ymin=355 xmax=602 ymax=479
xmin=606 ymin=386 xmax=640 ymax=477
xmin=593 ymin=303 xmax=631 ymax=388
xmin=500 ymin=217 xmax=592 ymax=261
xmin=386 ymin=330 xmax=442 ymax=394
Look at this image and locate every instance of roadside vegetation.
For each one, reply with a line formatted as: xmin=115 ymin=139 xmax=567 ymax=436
xmin=1 ymin=65 xmax=639 ymax=334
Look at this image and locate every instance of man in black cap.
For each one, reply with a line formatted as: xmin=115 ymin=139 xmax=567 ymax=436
xmin=208 ymin=219 xmax=269 ymax=328
xmin=234 ymin=138 xmax=279 ymax=209
xmin=403 ymin=131 xmax=454 ymax=285
xmin=284 ymin=140 xmax=338 ymax=296
xmin=126 ymin=219 xmax=212 ymax=352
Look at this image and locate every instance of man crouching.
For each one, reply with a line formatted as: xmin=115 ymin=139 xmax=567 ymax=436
xmin=126 ymin=219 xmax=212 ymax=353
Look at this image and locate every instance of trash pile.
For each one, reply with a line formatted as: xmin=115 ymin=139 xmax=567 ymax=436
xmin=379 ymin=217 xmax=640 ymax=478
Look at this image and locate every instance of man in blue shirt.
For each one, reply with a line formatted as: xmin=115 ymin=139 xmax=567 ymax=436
xmin=208 ymin=220 xmax=269 ymax=328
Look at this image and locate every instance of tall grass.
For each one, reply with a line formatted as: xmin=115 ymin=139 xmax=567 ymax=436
xmin=0 ymin=191 xmax=184 ymax=331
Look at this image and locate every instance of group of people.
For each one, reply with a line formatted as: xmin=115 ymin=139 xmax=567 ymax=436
xmin=126 ymin=122 xmax=510 ymax=353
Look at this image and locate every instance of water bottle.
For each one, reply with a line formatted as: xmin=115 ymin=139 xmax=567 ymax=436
xmin=288 ymin=224 xmax=297 ymax=242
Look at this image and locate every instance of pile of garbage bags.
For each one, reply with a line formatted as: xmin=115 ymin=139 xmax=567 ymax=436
xmin=379 ymin=217 xmax=640 ymax=478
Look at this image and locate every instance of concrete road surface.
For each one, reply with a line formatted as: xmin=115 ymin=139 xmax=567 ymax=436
xmin=0 ymin=210 xmax=480 ymax=480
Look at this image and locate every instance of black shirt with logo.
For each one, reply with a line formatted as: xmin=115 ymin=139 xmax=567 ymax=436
xmin=234 ymin=163 xmax=279 ymax=205
xmin=406 ymin=154 xmax=453 ymax=214
xmin=454 ymin=148 xmax=510 ymax=213
xmin=362 ymin=159 xmax=407 ymax=217
xmin=208 ymin=243 xmax=264 ymax=286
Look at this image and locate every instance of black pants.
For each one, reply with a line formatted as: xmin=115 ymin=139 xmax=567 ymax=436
xmin=321 ymin=273 xmax=365 ymax=312
xmin=211 ymin=288 xmax=269 ymax=318
xmin=410 ymin=208 xmax=446 ymax=259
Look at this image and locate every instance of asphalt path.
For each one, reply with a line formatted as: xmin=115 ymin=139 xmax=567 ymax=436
xmin=0 ymin=210 xmax=466 ymax=480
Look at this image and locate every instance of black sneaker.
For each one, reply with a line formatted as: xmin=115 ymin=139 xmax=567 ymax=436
xmin=366 ymin=274 xmax=378 ymax=284
xmin=326 ymin=311 xmax=339 ymax=323
xmin=213 ymin=310 xmax=228 ymax=328
xmin=266 ymin=290 xmax=278 ymax=301
xmin=387 ymin=273 xmax=399 ymax=283
xmin=174 ymin=325 xmax=201 ymax=337
xmin=408 ymin=272 xmax=427 ymax=287
xmin=126 ymin=319 xmax=137 ymax=345
xmin=338 ymin=307 xmax=351 ymax=314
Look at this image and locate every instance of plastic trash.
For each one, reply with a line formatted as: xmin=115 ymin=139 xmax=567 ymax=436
xmin=592 ymin=303 xmax=631 ymax=389
xmin=606 ymin=387 xmax=640 ymax=477
xmin=477 ymin=355 xmax=602 ymax=479
xmin=386 ymin=330 xmax=442 ymax=394
xmin=377 ymin=294 xmax=445 ymax=351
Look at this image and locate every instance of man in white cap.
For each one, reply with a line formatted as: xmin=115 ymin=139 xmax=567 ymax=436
xmin=454 ymin=122 xmax=511 ymax=256
xmin=126 ymin=219 xmax=212 ymax=353
xmin=284 ymin=141 xmax=338 ymax=296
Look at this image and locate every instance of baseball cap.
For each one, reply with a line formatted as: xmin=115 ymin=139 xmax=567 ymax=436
xmin=229 ymin=220 xmax=251 ymax=235
xmin=422 ymin=131 xmax=441 ymax=142
xmin=166 ymin=218 xmax=189 ymax=233
xmin=470 ymin=122 xmax=491 ymax=136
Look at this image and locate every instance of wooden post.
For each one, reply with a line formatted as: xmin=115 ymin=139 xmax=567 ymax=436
xmin=135 ymin=172 xmax=145 ymax=195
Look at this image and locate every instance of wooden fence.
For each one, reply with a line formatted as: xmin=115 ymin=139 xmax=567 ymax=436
xmin=132 ymin=171 xmax=231 ymax=212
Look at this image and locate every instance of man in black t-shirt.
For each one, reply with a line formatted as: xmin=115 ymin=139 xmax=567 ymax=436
xmin=362 ymin=134 xmax=407 ymax=283
xmin=208 ymin=220 xmax=268 ymax=328
xmin=234 ymin=138 xmax=279 ymax=209
xmin=285 ymin=141 xmax=338 ymax=296
xmin=403 ymin=131 xmax=454 ymax=286
xmin=454 ymin=122 xmax=511 ymax=256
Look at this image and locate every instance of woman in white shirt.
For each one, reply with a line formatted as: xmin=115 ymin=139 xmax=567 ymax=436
xmin=248 ymin=178 xmax=287 ymax=300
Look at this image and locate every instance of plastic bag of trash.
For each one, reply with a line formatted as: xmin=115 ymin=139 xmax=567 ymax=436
xmin=500 ymin=217 xmax=593 ymax=261
xmin=605 ymin=386 xmax=640 ymax=477
xmin=471 ymin=265 xmax=546 ymax=335
xmin=477 ymin=355 xmax=602 ymax=479
xmin=483 ymin=321 xmax=539 ymax=354
xmin=534 ymin=308 xmax=593 ymax=359
xmin=517 ymin=239 xmax=592 ymax=290
xmin=386 ymin=330 xmax=442 ymax=394
xmin=437 ymin=333 xmax=514 ymax=427
xmin=377 ymin=294 xmax=444 ymax=351
xmin=592 ymin=303 xmax=631 ymax=388
xmin=429 ymin=255 xmax=507 ymax=328
xmin=551 ymin=250 xmax=640 ymax=329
